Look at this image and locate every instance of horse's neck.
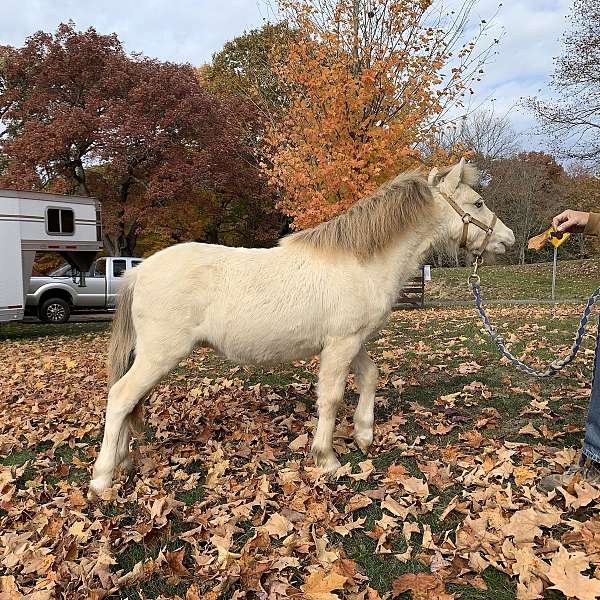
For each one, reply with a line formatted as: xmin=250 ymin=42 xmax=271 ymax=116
xmin=368 ymin=221 xmax=445 ymax=305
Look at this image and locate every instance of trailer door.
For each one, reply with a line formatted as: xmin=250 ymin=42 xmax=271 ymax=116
xmin=0 ymin=205 xmax=25 ymax=322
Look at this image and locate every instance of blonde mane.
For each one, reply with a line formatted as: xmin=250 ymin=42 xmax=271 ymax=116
xmin=280 ymin=170 xmax=435 ymax=259
xmin=280 ymin=163 xmax=482 ymax=259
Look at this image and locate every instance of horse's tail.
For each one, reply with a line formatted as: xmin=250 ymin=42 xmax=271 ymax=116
xmin=107 ymin=271 xmax=143 ymax=433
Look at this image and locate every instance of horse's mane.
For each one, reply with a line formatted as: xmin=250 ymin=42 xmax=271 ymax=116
xmin=279 ymin=169 xmax=435 ymax=259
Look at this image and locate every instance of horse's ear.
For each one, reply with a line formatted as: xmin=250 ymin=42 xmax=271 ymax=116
xmin=427 ymin=167 xmax=439 ymax=186
xmin=440 ymin=157 xmax=465 ymax=194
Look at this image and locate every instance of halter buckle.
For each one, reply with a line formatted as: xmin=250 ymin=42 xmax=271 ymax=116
xmin=462 ymin=214 xmax=471 ymax=223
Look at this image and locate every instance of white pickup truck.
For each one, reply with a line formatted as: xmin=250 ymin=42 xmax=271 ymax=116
xmin=27 ymin=256 xmax=142 ymax=323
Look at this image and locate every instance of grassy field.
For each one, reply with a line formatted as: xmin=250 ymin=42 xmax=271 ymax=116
xmin=427 ymin=258 xmax=600 ymax=302
xmin=1 ymin=300 xmax=598 ymax=599
xmin=0 ymin=319 xmax=109 ymax=341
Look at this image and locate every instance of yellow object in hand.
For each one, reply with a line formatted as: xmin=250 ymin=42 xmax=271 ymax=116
xmin=528 ymin=226 xmax=570 ymax=251
xmin=548 ymin=226 xmax=570 ymax=248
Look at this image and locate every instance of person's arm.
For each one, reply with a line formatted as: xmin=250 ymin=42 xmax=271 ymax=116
xmin=552 ymin=210 xmax=600 ymax=235
xmin=585 ymin=212 xmax=600 ymax=235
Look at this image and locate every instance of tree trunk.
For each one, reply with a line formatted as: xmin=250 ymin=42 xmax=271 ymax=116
xmin=519 ymin=242 xmax=525 ymax=265
xmin=102 ymin=179 xmax=137 ymax=257
xmin=72 ymin=155 xmax=90 ymax=196
xmin=277 ymin=215 xmax=293 ymax=239
xmin=351 ymin=0 xmax=360 ymax=76
xmin=103 ymin=234 xmax=117 ymax=256
xmin=103 ymin=232 xmax=137 ymax=257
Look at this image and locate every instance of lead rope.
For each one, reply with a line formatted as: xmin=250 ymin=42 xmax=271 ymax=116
xmin=469 ymin=261 xmax=600 ymax=377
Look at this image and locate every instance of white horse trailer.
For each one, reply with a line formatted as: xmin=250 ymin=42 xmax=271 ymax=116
xmin=0 ymin=189 xmax=102 ymax=323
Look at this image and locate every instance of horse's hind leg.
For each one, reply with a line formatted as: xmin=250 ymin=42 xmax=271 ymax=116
xmin=114 ymin=400 xmax=143 ymax=472
xmin=89 ymin=335 xmax=194 ymax=498
xmin=311 ymin=337 xmax=361 ymax=474
xmin=351 ymin=346 xmax=378 ymax=453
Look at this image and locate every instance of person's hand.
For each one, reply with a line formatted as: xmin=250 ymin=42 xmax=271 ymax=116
xmin=552 ymin=209 xmax=589 ymax=234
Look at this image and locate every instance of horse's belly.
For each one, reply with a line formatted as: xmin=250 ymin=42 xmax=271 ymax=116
xmin=202 ymin=305 xmax=388 ymax=366
xmin=197 ymin=301 xmax=326 ymax=364
xmin=210 ymin=329 xmax=321 ymax=365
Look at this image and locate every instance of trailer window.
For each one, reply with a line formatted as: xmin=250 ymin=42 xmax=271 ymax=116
xmin=131 ymin=260 xmax=142 ymax=268
xmin=46 ymin=208 xmax=75 ymax=235
xmin=113 ymin=260 xmax=127 ymax=278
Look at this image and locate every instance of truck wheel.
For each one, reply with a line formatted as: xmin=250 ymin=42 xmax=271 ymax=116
xmin=39 ymin=298 xmax=71 ymax=324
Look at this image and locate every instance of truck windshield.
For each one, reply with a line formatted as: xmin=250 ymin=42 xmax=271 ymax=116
xmin=49 ymin=263 xmax=93 ymax=278
xmin=49 ymin=264 xmax=75 ymax=277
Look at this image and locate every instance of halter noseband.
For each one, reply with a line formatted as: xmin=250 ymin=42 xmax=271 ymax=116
xmin=439 ymin=190 xmax=497 ymax=257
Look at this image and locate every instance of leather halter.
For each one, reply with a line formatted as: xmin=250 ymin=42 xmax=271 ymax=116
xmin=439 ymin=190 xmax=497 ymax=257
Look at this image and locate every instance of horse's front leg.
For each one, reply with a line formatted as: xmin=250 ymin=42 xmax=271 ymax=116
xmin=311 ymin=337 xmax=361 ymax=474
xmin=351 ymin=346 xmax=378 ymax=453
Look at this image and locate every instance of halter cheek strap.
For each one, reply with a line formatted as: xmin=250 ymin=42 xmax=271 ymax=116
xmin=440 ymin=190 xmax=497 ymax=256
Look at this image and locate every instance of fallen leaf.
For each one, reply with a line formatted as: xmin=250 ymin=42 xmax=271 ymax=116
xmin=289 ymin=433 xmax=309 ymax=451
xmin=301 ymin=569 xmax=347 ymax=600
xmin=503 ymin=508 xmax=562 ymax=544
xmin=518 ymin=423 xmax=541 ymax=438
xmin=547 ymin=545 xmax=600 ymax=600
xmin=264 ymin=512 xmax=293 ymax=538
xmin=392 ymin=572 xmax=454 ymax=599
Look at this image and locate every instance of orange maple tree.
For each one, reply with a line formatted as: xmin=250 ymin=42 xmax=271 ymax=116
xmin=264 ymin=0 xmax=498 ymax=229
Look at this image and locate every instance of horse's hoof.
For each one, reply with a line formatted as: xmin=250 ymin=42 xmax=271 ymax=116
xmin=314 ymin=454 xmax=341 ymax=475
xmin=88 ymin=476 xmax=111 ymax=500
xmin=325 ymin=460 xmax=342 ymax=477
xmin=354 ymin=431 xmax=373 ymax=454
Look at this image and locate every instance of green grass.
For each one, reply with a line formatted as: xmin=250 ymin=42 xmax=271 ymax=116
xmin=0 ymin=449 xmax=36 ymax=466
xmin=427 ymin=258 xmax=600 ymax=302
xmin=0 ymin=320 xmax=109 ymax=340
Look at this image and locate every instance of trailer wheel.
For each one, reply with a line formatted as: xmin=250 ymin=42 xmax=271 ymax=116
xmin=39 ymin=298 xmax=71 ymax=324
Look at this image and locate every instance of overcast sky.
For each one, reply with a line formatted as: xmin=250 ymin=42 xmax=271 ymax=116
xmin=1 ymin=0 xmax=573 ymax=151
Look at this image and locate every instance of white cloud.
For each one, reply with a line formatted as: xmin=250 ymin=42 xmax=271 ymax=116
xmin=1 ymin=0 xmax=573 ymax=150
xmin=445 ymin=0 xmax=572 ymax=149
xmin=0 ymin=0 xmax=270 ymax=65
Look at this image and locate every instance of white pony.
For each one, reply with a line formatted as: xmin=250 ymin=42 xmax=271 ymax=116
xmin=89 ymin=158 xmax=515 ymax=498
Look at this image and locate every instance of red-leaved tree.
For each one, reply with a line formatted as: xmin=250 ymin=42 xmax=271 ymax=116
xmin=0 ymin=23 xmax=273 ymax=255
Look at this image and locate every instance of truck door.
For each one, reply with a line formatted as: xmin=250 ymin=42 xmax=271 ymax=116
xmin=107 ymin=258 xmax=128 ymax=308
xmin=79 ymin=258 xmax=108 ymax=307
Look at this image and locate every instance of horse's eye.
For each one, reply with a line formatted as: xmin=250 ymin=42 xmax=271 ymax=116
xmin=474 ymin=200 xmax=483 ymax=209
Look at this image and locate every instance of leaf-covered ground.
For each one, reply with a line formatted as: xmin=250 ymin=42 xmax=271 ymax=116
xmin=1 ymin=304 xmax=600 ymax=599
